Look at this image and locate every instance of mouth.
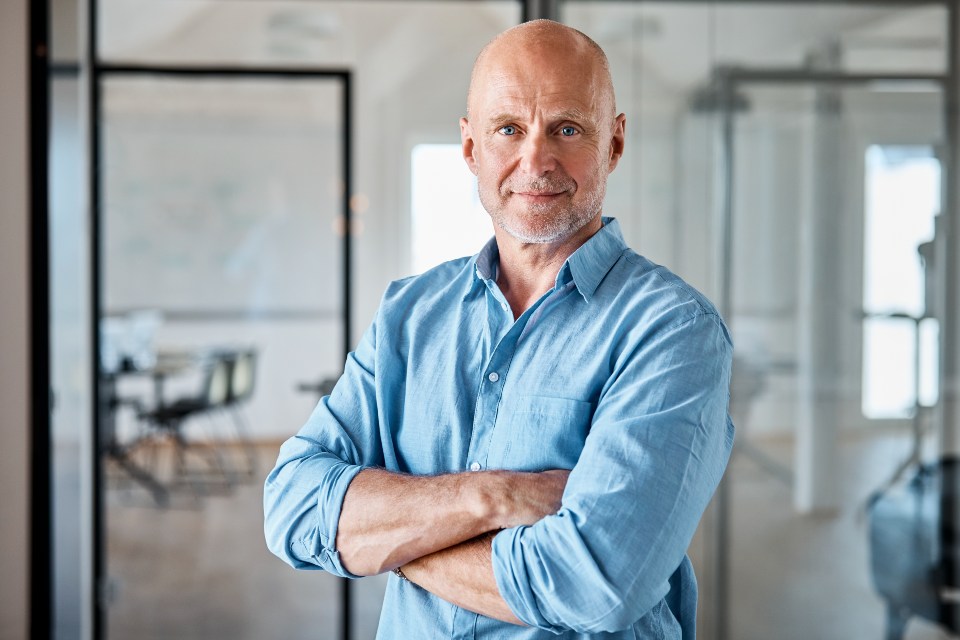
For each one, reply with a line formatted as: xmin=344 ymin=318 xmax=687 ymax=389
xmin=514 ymin=191 xmax=565 ymax=201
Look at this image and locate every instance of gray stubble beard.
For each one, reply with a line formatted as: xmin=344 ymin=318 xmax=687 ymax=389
xmin=483 ymin=174 xmax=607 ymax=245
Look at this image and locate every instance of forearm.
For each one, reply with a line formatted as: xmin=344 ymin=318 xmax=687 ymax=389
xmin=336 ymin=467 xmax=568 ymax=576
xmin=402 ymin=532 xmax=523 ymax=626
xmin=336 ymin=469 xmax=494 ymax=575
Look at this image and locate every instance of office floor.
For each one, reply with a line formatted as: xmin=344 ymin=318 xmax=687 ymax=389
xmin=102 ymin=436 xmax=955 ymax=640
xmin=104 ymin=444 xmax=388 ymax=640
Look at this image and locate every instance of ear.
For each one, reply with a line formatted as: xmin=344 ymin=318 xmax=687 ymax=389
xmin=460 ymin=117 xmax=479 ymax=176
xmin=607 ymin=113 xmax=626 ymax=172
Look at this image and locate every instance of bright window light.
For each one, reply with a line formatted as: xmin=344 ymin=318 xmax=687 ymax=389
xmin=410 ymin=144 xmax=492 ymax=274
xmin=861 ymin=145 xmax=940 ymax=419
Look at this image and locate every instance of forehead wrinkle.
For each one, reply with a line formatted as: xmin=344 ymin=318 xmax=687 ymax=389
xmin=477 ymin=67 xmax=608 ymax=120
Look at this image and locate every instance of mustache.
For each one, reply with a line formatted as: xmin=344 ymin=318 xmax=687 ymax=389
xmin=506 ymin=176 xmax=574 ymax=194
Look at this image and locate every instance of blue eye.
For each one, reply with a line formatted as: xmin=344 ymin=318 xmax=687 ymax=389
xmin=561 ymin=126 xmax=577 ymax=137
xmin=498 ymin=125 xmax=517 ymax=136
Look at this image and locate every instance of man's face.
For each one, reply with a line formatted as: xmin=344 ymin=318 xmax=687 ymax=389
xmin=461 ymin=42 xmax=625 ymax=244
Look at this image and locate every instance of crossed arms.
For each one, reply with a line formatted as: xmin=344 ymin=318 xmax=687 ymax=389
xmin=264 ymin=306 xmax=734 ymax=633
xmin=335 ymin=467 xmax=570 ymax=624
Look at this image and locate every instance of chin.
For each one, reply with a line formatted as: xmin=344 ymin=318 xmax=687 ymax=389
xmin=497 ymin=215 xmax=588 ymax=245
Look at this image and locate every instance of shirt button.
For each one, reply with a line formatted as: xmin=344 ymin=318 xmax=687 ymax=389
xmin=500 ymin=301 xmax=509 ymax=311
xmin=470 ymin=461 xmax=481 ymax=471
xmin=488 ymin=372 xmax=500 ymax=383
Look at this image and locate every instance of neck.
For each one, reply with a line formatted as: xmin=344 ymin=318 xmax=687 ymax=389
xmin=494 ymin=216 xmax=602 ymax=319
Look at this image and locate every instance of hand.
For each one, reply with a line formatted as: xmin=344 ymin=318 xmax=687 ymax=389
xmin=491 ymin=469 xmax=570 ymax=530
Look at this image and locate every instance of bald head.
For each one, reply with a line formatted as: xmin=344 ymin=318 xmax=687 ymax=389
xmin=458 ymin=19 xmax=625 ymax=247
xmin=467 ymin=20 xmax=616 ymax=119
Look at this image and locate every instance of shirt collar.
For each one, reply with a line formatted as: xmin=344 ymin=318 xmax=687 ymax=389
xmin=475 ymin=235 xmax=500 ymax=282
xmin=474 ymin=217 xmax=627 ymax=302
xmin=561 ymin=217 xmax=627 ymax=301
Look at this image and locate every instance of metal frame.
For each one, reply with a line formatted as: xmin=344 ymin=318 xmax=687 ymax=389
xmin=31 ymin=0 xmax=52 ymax=638
xmin=89 ymin=63 xmax=354 ymax=639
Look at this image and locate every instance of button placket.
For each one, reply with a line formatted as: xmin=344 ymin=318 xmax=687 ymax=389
xmin=465 ymin=279 xmax=547 ymax=474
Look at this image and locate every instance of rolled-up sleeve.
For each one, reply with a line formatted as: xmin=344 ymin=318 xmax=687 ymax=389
xmin=492 ymin=310 xmax=735 ymax=633
xmin=263 ymin=317 xmax=384 ymax=578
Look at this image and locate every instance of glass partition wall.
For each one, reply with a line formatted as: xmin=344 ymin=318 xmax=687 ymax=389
xmin=47 ymin=1 xmax=960 ymax=639
xmin=562 ymin=3 xmax=952 ymax=640
xmin=98 ymin=69 xmax=350 ymax=640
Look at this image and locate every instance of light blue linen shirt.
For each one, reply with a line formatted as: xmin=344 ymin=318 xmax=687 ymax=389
xmin=264 ymin=218 xmax=735 ymax=639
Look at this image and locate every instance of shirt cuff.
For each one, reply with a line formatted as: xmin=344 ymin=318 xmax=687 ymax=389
xmin=310 ymin=460 xmax=366 ymax=579
xmin=491 ymin=525 xmax=564 ymax=633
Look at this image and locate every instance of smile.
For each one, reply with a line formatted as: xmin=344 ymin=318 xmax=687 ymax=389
xmin=515 ymin=191 xmax=564 ymax=199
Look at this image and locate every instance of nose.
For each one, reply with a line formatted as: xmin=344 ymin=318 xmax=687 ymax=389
xmin=518 ymin=132 xmax=557 ymax=177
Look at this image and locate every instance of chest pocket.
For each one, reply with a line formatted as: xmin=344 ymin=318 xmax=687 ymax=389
xmin=488 ymin=396 xmax=594 ymax=472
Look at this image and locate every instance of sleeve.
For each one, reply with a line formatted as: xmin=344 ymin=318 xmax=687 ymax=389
xmin=491 ymin=310 xmax=735 ymax=633
xmin=263 ymin=314 xmax=384 ymax=578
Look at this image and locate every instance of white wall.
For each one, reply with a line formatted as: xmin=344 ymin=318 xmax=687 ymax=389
xmin=0 ymin=0 xmax=31 ymax=637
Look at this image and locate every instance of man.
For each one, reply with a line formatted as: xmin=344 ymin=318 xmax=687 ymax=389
xmin=265 ymin=19 xmax=734 ymax=639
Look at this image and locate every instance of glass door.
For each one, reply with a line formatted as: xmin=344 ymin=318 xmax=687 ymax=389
xmin=96 ymin=72 xmax=350 ymax=639
xmin=721 ymin=80 xmax=944 ymax=640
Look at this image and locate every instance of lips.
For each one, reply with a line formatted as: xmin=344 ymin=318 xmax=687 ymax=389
xmin=506 ymin=176 xmax=574 ymax=197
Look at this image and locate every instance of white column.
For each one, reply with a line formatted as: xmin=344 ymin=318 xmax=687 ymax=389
xmin=795 ymin=70 xmax=844 ymax=514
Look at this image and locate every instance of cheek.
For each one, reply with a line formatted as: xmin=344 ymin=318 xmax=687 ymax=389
xmin=477 ymin=154 xmax=511 ymax=187
xmin=480 ymin=140 xmax=514 ymax=168
xmin=571 ymin=147 xmax=608 ymax=183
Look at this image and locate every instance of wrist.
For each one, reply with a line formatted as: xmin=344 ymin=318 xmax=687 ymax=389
xmin=468 ymin=470 xmax=514 ymax=530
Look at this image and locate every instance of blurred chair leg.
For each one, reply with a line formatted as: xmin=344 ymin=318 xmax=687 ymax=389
xmin=170 ymin=420 xmax=234 ymax=496
xmin=229 ymin=408 xmax=259 ymax=478
xmin=106 ymin=439 xmax=169 ymax=507
xmin=885 ymin=604 xmax=909 ymax=640
xmin=203 ymin=412 xmax=239 ymax=487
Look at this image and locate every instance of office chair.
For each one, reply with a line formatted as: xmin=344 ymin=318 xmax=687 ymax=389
xmin=869 ymin=456 xmax=960 ymax=640
xmin=137 ymin=354 xmax=233 ymax=494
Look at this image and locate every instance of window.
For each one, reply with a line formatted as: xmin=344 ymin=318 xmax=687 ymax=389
xmin=410 ymin=144 xmax=492 ymax=274
xmin=861 ymin=145 xmax=940 ymax=418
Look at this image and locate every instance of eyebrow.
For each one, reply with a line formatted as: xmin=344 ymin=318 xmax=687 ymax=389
xmin=487 ymin=113 xmax=517 ymax=129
